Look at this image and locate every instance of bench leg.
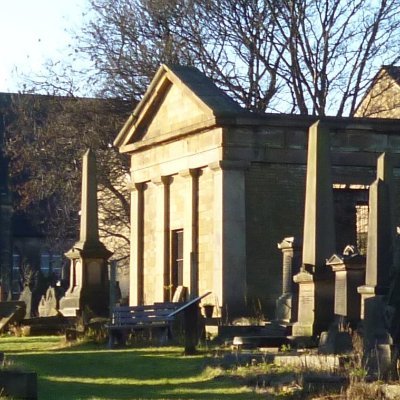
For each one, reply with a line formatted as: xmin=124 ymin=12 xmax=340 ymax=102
xmin=108 ymin=330 xmax=127 ymax=348
xmin=184 ymin=304 xmax=199 ymax=355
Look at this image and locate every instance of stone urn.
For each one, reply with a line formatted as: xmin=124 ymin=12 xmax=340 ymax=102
xmin=203 ymin=304 xmax=214 ymax=318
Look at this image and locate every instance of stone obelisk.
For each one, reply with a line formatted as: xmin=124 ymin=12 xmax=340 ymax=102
xmin=292 ymin=121 xmax=336 ymax=337
xmin=59 ymin=149 xmax=112 ymax=318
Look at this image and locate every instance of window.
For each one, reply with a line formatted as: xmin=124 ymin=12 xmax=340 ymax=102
xmin=170 ymin=229 xmax=184 ymax=300
xmin=356 ymin=202 xmax=369 ymax=255
xmin=40 ymin=251 xmax=50 ymax=277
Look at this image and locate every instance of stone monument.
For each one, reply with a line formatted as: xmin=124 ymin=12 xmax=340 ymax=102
xmin=18 ymin=285 xmax=32 ymax=319
xmin=38 ymin=287 xmax=58 ymax=317
xmin=292 ymin=121 xmax=336 ymax=337
xmin=275 ymin=237 xmax=301 ymax=323
xmin=358 ymin=153 xmax=393 ymax=315
xmin=59 ymin=149 xmax=112 ymax=317
xmin=327 ymin=245 xmax=365 ymax=328
xmin=357 ymin=153 xmax=395 ymax=377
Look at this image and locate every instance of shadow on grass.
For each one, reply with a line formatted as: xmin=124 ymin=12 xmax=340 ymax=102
xmin=8 ymin=344 xmax=265 ymax=400
xmin=40 ymin=378 xmax=260 ymax=400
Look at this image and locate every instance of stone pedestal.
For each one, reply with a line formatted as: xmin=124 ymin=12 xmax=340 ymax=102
xmin=275 ymin=237 xmax=301 ymax=323
xmin=292 ymin=267 xmax=335 ymax=337
xmin=327 ymin=246 xmax=365 ymax=328
xmin=60 ymin=252 xmax=111 ymax=317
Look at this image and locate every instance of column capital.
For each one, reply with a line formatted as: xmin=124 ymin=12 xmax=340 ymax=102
xmin=208 ymin=160 xmax=249 ymax=172
xmin=179 ymin=168 xmax=199 ymax=178
xmin=127 ymin=182 xmax=147 ymax=192
xmin=151 ymin=175 xmax=172 ymax=186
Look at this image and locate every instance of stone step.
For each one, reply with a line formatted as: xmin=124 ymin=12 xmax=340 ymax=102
xmin=232 ymin=335 xmax=293 ymax=349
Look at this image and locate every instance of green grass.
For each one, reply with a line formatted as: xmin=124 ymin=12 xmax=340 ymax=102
xmin=0 ymin=336 xmax=265 ymax=400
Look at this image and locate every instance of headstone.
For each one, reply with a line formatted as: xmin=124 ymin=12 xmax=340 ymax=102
xmin=356 ymin=153 xmax=395 ymax=377
xmin=326 ymin=245 xmax=365 ymax=328
xmin=38 ymin=287 xmax=58 ymax=317
xmin=59 ymin=149 xmax=112 ymax=318
xmin=292 ymin=121 xmax=335 ymax=337
xmin=358 ymin=153 xmax=393 ymax=310
xmin=318 ymin=329 xmax=353 ymax=355
xmin=18 ymin=286 xmax=32 ymax=319
xmin=276 ymin=237 xmax=301 ymax=323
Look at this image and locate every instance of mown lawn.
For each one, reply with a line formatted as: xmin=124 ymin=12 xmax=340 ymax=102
xmin=0 ymin=336 xmax=265 ymax=400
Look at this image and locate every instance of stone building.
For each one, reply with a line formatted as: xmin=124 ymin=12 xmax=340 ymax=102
xmin=115 ymin=64 xmax=400 ymax=319
xmin=355 ymin=65 xmax=400 ymax=118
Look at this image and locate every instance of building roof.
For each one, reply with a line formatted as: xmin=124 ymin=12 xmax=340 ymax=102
xmin=114 ymin=64 xmax=254 ymax=148
xmin=353 ymin=65 xmax=400 ymax=116
xmin=165 ymin=65 xmax=249 ymax=117
xmin=382 ymin=65 xmax=400 ymax=84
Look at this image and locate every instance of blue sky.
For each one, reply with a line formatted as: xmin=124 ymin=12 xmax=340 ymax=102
xmin=0 ymin=0 xmax=87 ymax=92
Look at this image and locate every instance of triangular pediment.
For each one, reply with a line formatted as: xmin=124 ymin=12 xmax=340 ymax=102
xmin=114 ymin=64 xmax=248 ymax=151
xmin=326 ymin=254 xmax=344 ymax=265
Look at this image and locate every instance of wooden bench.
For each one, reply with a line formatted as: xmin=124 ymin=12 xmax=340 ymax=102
xmin=107 ymin=292 xmax=211 ymax=353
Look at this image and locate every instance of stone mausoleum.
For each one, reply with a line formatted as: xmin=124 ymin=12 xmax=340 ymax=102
xmin=115 ymin=64 xmax=400 ymax=320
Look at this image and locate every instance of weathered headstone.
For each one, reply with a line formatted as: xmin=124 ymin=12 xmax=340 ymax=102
xmin=357 ymin=153 xmax=395 ymax=378
xmin=326 ymin=245 xmax=365 ymax=328
xmin=38 ymin=287 xmax=58 ymax=317
xmin=18 ymin=285 xmax=32 ymax=319
xmin=358 ymin=153 xmax=393 ymax=318
xmin=59 ymin=149 xmax=112 ymax=318
xmin=276 ymin=237 xmax=301 ymax=323
xmin=292 ymin=121 xmax=336 ymax=337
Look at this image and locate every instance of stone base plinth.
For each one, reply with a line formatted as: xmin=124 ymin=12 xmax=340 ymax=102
xmin=292 ymin=268 xmax=334 ymax=337
xmin=292 ymin=322 xmax=314 ymax=337
xmin=276 ymin=293 xmax=297 ymax=323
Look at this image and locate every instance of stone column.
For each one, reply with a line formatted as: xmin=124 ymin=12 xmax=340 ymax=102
xmin=153 ymin=176 xmax=171 ymax=302
xmin=292 ymin=121 xmax=336 ymax=337
xmin=129 ymin=182 xmax=145 ymax=306
xmin=179 ymin=168 xmax=199 ymax=299
xmin=276 ymin=237 xmax=301 ymax=323
xmin=210 ymin=161 xmax=247 ymax=319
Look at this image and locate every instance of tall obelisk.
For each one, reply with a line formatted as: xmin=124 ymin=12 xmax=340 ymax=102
xmin=60 ymin=149 xmax=112 ymax=317
xmin=292 ymin=121 xmax=336 ymax=337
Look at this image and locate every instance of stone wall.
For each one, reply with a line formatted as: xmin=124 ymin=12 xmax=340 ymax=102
xmin=245 ymin=162 xmax=306 ymax=316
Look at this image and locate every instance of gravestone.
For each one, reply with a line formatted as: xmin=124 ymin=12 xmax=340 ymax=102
xmin=326 ymin=245 xmax=365 ymax=328
xmin=59 ymin=149 xmax=112 ymax=318
xmin=358 ymin=153 xmax=393 ymax=315
xmin=38 ymin=287 xmax=58 ymax=317
xmin=292 ymin=121 xmax=336 ymax=337
xmin=357 ymin=153 xmax=395 ymax=378
xmin=276 ymin=237 xmax=301 ymax=323
xmin=18 ymin=285 xmax=32 ymax=319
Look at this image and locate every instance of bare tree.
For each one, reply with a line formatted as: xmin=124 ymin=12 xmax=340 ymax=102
xmin=267 ymin=0 xmax=400 ymax=115
xmin=5 ymin=94 xmax=131 ymax=261
xmin=79 ymin=0 xmax=282 ymax=111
